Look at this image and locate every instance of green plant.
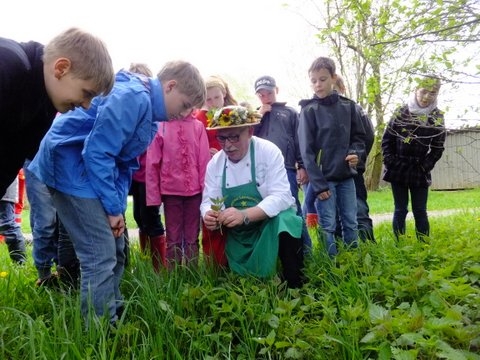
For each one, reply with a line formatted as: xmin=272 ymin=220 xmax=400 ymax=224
xmin=2 ymin=206 xmax=480 ymax=358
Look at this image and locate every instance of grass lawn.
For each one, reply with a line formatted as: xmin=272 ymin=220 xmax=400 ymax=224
xmin=17 ymin=187 xmax=480 ymax=234
xmin=1 ymin=188 xmax=479 ymax=358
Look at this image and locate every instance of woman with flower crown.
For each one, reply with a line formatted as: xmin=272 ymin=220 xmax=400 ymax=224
xmin=200 ymin=106 xmax=305 ymax=288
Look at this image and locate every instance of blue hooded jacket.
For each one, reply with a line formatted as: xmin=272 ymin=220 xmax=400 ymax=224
xmin=29 ymin=70 xmax=167 ymax=215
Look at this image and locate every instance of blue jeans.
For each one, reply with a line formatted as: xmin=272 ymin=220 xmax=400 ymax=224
xmin=0 ymin=200 xmax=26 ymax=262
xmin=287 ymin=169 xmax=312 ymax=252
xmin=50 ymin=189 xmax=125 ymax=323
xmin=24 ymin=160 xmax=59 ymax=278
xmin=25 ymin=160 xmax=78 ymax=278
xmin=315 ymin=178 xmax=358 ymax=256
xmin=390 ymin=183 xmax=429 ymax=240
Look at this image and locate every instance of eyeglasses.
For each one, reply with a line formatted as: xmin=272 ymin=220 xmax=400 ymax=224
xmin=215 ymin=134 xmax=240 ymax=143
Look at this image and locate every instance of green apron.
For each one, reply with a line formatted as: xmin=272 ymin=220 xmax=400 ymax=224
xmin=222 ymin=139 xmax=303 ymax=278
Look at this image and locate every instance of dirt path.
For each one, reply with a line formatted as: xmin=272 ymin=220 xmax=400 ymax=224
xmin=371 ymin=208 xmax=477 ymax=225
xmin=23 ymin=208 xmax=477 ymax=242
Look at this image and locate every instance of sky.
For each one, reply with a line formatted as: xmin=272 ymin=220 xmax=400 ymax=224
xmin=2 ymin=0 xmax=478 ymax=127
xmin=1 ymin=0 xmax=318 ymax=102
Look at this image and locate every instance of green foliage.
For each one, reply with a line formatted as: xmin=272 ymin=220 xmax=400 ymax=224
xmin=2 ymin=197 xmax=480 ymax=358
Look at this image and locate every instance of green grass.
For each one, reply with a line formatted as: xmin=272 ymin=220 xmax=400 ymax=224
xmin=19 ymin=187 xmax=480 ymax=234
xmin=2 ymin=189 xmax=480 ymax=358
xmin=366 ymin=186 xmax=480 ymax=215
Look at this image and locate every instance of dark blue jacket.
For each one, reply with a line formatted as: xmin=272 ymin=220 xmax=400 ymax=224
xmin=254 ymin=102 xmax=303 ymax=171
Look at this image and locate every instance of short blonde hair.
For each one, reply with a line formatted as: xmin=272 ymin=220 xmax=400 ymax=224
xmin=205 ymin=75 xmax=238 ymax=106
xmin=128 ymin=63 xmax=153 ymax=77
xmin=43 ymin=27 xmax=114 ymax=96
xmin=157 ymin=60 xmax=206 ymax=109
xmin=334 ymin=74 xmax=347 ymax=95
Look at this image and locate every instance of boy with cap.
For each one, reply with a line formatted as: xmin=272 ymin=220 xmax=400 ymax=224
xmin=253 ymin=76 xmax=311 ymax=251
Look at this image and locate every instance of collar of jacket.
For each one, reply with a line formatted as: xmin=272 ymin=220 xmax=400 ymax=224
xmin=298 ymin=91 xmax=339 ymax=108
xmin=148 ymin=77 xmax=167 ymax=122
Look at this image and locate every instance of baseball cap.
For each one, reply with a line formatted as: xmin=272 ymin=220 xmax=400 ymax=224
xmin=254 ymin=76 xmax=276 ymax=92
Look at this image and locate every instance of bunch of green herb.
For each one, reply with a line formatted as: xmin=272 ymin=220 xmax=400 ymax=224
xmin=210 ymin=196 xmax=226 ymax=234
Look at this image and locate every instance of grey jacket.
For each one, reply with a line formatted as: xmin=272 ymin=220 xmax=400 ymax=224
xmin=2 ymin=178 xmax=18 ymax=202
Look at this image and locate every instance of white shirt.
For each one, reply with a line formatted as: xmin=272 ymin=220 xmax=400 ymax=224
xmin=200 ymin=136 xmax=296 ymax=218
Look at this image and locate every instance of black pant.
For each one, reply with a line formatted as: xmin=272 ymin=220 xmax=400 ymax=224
xmin=278 ymin=232 xmax=305 ymax=288
xmin=130 ymin=180 xmax=165 ymax=237
xmin=391 ymin=182 xmax=429 ymax=240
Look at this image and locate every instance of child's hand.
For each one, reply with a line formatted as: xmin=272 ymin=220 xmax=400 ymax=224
xmin=296 ymin=168 xmax=308 ymax=185
xmin=210 ymin=148 xmax=219 ymax=157
xmin=345 ymin=154 xmax=358 ymax=168
xmin=258 ymin=104 xmax=272 ymax=115
xmin=108 ymin=214 xmax=125 ymax=238
xmin=317 ymin=190 xmax=331 ymax=201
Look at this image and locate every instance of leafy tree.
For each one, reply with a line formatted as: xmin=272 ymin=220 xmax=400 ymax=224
xmin=287 ymin=0 xmax=480 ymax=190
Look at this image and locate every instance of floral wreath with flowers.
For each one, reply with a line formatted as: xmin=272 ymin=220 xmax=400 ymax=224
xmin=206 ymin=105 xmax=261 ymax=128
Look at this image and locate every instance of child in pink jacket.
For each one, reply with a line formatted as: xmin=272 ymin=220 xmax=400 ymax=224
xmin=146 ymin=114 xmax=210 ymax=267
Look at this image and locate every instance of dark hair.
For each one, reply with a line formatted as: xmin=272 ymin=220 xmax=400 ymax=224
xmin=308 ymin=57 xmax=336 ymax=77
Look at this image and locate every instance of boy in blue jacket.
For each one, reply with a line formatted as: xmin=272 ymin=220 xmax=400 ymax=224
xmin=29 ymin=60 xmax=206 ymax=325
xmin=298 ymin=57 xmax=365 ymax=257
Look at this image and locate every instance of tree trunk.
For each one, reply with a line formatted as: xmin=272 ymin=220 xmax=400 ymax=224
xmin=365 ymin=138 xmax=383 ymax=191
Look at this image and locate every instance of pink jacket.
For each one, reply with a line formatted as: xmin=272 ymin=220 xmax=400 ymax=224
xmin=132 ymin=152 xmax=147 ymax=183
xmin=145 ymin=115 xmax=210 ymax=206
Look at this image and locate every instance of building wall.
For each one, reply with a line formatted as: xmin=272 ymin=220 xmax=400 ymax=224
xmin=431 ymin=130 xmax=480 ymax=190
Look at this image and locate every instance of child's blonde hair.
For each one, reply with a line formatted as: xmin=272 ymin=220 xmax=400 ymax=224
xmin=157 ymin=60 xmax=206 ymax=109
xmin=129 ymin=63 xmax=153 ymax=77
xmin=334 ymin=74 xmax=347 ymax=95
xmin=43 ymin=27 xmax=114 ymax=96
xmin=205 ymin=75 xmax=238 ymax=106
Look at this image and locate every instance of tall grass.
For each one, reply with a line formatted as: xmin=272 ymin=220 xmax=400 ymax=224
xmin=1 ymin=205 xmax=479 ymax=358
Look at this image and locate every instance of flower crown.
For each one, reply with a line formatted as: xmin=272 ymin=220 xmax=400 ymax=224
xmin=206 ymin=105 xmax=261 ymax=129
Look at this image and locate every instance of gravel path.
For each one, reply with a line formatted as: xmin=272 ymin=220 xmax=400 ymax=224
xmin=371 ymin=208 xmax=476 ymax=225
xmin=22 ymin=208 xmax=477 ymax=242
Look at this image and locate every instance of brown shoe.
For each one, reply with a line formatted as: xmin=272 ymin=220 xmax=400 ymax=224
xmin=35 ymin=273 xmax=60 ymax=288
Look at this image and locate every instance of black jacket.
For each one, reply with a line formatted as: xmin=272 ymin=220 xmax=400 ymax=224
xmin=381 ymin=104 xmax=445 ymax=187
xmin=355 ymin=103 xmax=375 ymax=172
xmin=298 ymin=92 xmax=366 ymax=195
xmin=0 ymin=37 xmax=56 ymax=196
xmin=254 ymin=102 xmax=303 ymax=171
